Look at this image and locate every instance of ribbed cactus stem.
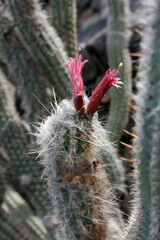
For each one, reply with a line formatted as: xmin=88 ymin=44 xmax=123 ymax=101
xmin=1 ymin=0 xmax=72 ymax=103
xmin=51 ymin=0 xmax=78 ymax=57
xmin=148 ymin=1 xmax=160 ymax=236
xmin=0 ymin=69 xmax=62 ymax=239
xmin=133 ymin=1 xmax=158 ymax=239
xmin=0 ymin=161 xmax=6 ymax=206
xmin=0 ymin=211 xmax=28 ymax=240
xmin=122 ymin=0 xmax=159 ymax=239
xmin=106 ymin=0 xmax=132 ymax=142
xmin=150 ymin=111 xmax=160 ymax=240
xmin=37 ymin=100 xmax=124 ymax=240
xmin=36 ymin=51 xmax=124 ymax=239
xmin=3 ymin=187 xmax=48 ymax=240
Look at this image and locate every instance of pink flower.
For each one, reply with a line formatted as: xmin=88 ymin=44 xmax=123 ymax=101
xmin=66 ymin=48 xmax=88 ymax=114
xmin=67 ymin=49 xmax=123 ymax=116
xmin=87 ymin=64 xmax=123 ymax=115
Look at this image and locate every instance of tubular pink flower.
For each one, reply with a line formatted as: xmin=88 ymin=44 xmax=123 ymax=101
xmin=66 ymin=48 xmax=88 ymax=114
xmin=87 ymin=64 xmax=124 ymax=115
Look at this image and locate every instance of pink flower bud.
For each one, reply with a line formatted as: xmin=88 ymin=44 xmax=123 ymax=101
xmin=87 ymin=63 xmax=123 ymax=115
xmin=66 ymin=48 xmax=88 ymax=114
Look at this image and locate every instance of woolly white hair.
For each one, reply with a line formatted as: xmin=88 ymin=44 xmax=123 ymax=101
xmin=36 ymin=97 xmax=124 ymax=239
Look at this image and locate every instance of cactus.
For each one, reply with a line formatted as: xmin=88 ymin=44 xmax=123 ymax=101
xmin=36 ymin=50 xmax=124 ymax=240
xmin=0 ymin=0 xmax=72 ymax=122
xmin=0 ymin=187 xmax=48 ymax=240
xmin=121 ymin=0 xmax=160 ymax=239
xmin=106 ymin=0 xmax=132 ymax=142
xmin=51 ymin=0 xmax=78 ymax=57
xmin=0 ymin=0 xmax=76 ymax=238
xmin=150 ymin=111 xmax=160 ymax=240
xmin=0 ymin=0 xmax=160 ymax=239
xmin=0 ymin=69 xmax=62 ymax=239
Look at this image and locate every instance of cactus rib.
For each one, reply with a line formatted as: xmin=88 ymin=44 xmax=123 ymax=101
xmin=106 ymin=0 xmax=132 ymax=143
xmin=51 ymin=0 xmax=77 ymax=57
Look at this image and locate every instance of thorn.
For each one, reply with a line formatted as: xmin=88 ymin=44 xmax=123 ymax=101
xmin=120 ymin=157 xmax=137 ymax=163
xmin=130 ymin=114 xmax=136 ymax=122
xmin=134 ymin=28 xmax=145 ymax=37
xmin=130 ymin=53 xmax=142 ymax=58
xmin=123 ymin=129 xmax=138 ymax=138
xmin=129 ymin=103 xmax=137 ymax=111
xmin=129 ymin=164 xmax=134 ymax=168
xmin=120 ymin=141 xmax=139 ymax=150
xmin=127 ymin=172 xmax=135 ymax=178
xmin=104 ymin=165 xmax=114 ymax=173
xmin=132 ymin=66 xmax=139 ymax=71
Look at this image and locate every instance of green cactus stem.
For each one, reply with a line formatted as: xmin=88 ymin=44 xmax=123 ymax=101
xmin=0 ymin=0 xmax=72 ymax=113
xmin=150 ymin=111 xmax=160 ymax=240
xmin=36 ymin=50 xmax=125 ymax=240
xmin=1 ymin=187 xmax=48 ymax=240
xmin=122 ymin=0 xmax=159 ymax=239
xmin=100 ymin=135 xmax=126 ymax=194
xmin=37 ymin=100 xmax=123 ymax=240
xmin=0 ymin=19 xmax=49 ymax=121
xmin=148 ymin=2 xmax=160 ymax=236
xmin=106 ymin=0 xmax=132 ymax=143
xmin=0 ymin=162 xmax=6 ymax=206
xmin=133 ymin=1 xmax=159 ymax=239
xmin=0 ymin=211 xmax=28 ymax=240
xmin=0 ymin=69 xmax=62 ymax=239
xmin=51 ymin=0 xmax=77 ymax=57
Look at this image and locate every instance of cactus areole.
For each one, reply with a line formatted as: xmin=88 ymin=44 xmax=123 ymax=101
xmin=67 ymin=48 xmax=123 ymax=115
